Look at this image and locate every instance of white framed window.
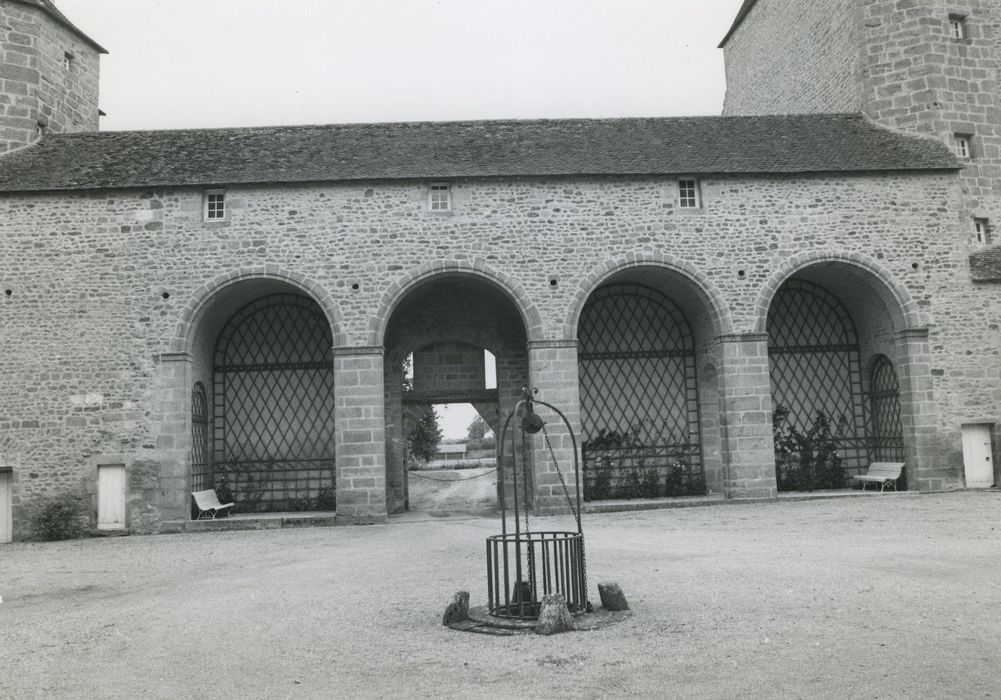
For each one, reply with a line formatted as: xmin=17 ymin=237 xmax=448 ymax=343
xmin=203 ymin=189 xmax=227 ymax=221
xmin=63 ymin=52 xmax=74 ymax=70
xmin=974 ymin=218 xmax=990 ymax=245
xmin=954 ymin=134 xmax=972 ymax=159
xmin=949 ymin=14 xmax=966 ymax=39
xmin=678 ymin=178 xmax=701 ymax=208
xmin=429 ymin=183 xmax=452 ymax=212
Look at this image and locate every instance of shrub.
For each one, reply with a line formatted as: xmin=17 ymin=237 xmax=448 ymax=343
xmin=317 ymin=486 xmax=336 ymax=510
xmin=28 ymin=492 xmax=87 ymax=541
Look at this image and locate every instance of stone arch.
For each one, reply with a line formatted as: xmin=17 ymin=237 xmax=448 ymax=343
xmin=752 ymin=253 xmax=924 ymax=334
xmin=170 ymin=267 xmax=345 ymax=354
xmin=563 ymin=252 xmax=733 ymax=340
xmin=368 ymin=260 xmax=543 ymax=347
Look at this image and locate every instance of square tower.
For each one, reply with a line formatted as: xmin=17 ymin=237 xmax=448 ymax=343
xmin=0 ymin=0 xmax=104 ymax=154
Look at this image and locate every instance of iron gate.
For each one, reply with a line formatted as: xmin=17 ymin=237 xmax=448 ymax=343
xmin=868 ymin=354 xmax=904 ymax=463
xmin=768 ymin=279 xmax=867 ymax=489
xmin=578 ymin=283 xmax=703 ymax=500
xmin=211 ymin=294 xmax=336 ymax=512
xmin=190 ymin=382 xmax=210 ymax=492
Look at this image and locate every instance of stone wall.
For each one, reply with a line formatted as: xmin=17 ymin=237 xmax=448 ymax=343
xmin=0 ymin=170 xmax=994 ymax=534
xmin=721 ymin=0 xmax=861 ymax=116
xmin=0 ymin=0 xmax=101 ymax=154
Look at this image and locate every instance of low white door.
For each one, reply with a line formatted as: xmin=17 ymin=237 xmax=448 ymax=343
xmin=1 ymin=470 xmax=12 ymax=544
xmin=961 ymin=424 xmax=995 ymax=488
xmin=97 ymin=464 xmax=126 ymax=530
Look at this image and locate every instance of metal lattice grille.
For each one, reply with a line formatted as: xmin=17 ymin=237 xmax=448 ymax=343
xmin=578 ymin=284 xmax=703 ymax=499
xmin=190 ymin=382 xmax=210 ymax=492
xmin=869 ymin=354 xmax=904 ymax=462
xmin=768 ymin=280 xmax=868 ymax=477
xmin=212 ymin=294 xmax=336 ymax=512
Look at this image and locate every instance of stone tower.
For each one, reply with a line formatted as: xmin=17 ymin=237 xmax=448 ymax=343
xmin=720 ymin=0 xmax=1001 ymax=252
xmin=0 ymin=0 xmax=104 ymax=155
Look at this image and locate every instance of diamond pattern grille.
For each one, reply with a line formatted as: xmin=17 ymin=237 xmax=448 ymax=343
xmin=211 ymin=294 xmax=336 ymax=511
xmin=578 ymin=284 xmax=703 ymax=499
xmin=768 ymin=280 xmax=868 ymax=475
xmin=869 ymin=354 xmax=904 ymax=462
xmin=190 ymin=382 xmax=210 ymax=491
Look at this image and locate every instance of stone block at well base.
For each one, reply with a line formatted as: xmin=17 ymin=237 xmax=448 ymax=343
xmin=536 ymin=593 xmax=575 ymax=635
xmin=442 ymin=591 xmax=471 ymax=625
xmin=598 ymin=582 xmax=629 ymax=611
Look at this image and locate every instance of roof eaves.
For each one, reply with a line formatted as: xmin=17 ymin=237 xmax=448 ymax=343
xmin=718 ymin=0 xmax=759 ymax=48
xmin=9 ymin=0 xmax=108 ymax=53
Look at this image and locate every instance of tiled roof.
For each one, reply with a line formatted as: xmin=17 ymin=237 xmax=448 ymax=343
xmin=718 ymin=0 xmax=759 ymax=48
xmin=10 ymin=0 xmax=107 ymax=53
xmin=0 ymin=114 xmax=959 ymax=192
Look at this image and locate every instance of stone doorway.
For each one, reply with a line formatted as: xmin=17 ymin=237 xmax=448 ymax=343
xmin=383 ymin=277 xmax=528 ymax=515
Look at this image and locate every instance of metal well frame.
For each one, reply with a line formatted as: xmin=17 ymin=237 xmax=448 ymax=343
xmin=488 ymin=391 xmax=589 ymax=620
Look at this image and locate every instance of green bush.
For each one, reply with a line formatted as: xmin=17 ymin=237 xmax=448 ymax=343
xmin=28 ymin=492 xmax=87 ymax=541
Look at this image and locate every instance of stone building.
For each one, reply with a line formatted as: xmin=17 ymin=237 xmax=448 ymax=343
xmin=0 ymin=0 xmax=997 ymax=539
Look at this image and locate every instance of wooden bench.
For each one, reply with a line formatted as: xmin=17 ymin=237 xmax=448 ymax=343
xmin=852 ymin=462 xmax=905 ymax=492
xmin=191 ymin=489 xmax=235 ymax=519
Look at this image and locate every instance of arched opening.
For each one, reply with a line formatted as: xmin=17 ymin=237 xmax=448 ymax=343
xmin=766 ymin=266 xmax=911 ymax=492
xmin=868 ymin=354 xmax=905 ymax=465
xmin=383 ymin=276 xmax=528 ymax=515
xmin=188 ymin=281 xmax=337 ymax=515
xmin=768 ymin=280 xmax=866 ymax=490
xmin=576 ymin=267 xmax=721 ymax=501
xmin=190 ymin=382 xmax=209 ymax=516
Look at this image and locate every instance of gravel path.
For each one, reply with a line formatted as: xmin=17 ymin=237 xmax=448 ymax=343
xmin=1 ymin=491 xmax=999 ymax=699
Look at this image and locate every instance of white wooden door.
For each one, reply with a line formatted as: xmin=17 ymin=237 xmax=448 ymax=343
xmin=97 ymin=464 xmax=126 ymax=530
xmin=961 ymin=424 xmax=995 ymax=488
xmin=0 ymin=470 xmax=12 ymax=544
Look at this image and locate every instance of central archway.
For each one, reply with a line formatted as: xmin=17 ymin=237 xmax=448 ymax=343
xmin=382 ymin=275 xmax=530 ymax=515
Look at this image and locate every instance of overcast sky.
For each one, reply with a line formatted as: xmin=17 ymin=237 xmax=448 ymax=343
xmin=58 ymin=0 xmax=745 ymax=132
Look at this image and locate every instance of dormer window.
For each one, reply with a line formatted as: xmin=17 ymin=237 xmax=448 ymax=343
xmin=203 ymin=190 xmax=226 ymax=221
xmin=429 ymin=183 xmax=451 ymax=212
xmin=678 ymin=178 xmax=701 ymax=208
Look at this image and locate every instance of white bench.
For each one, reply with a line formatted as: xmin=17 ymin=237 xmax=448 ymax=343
xmin=852 ymin=462 xmax=905 ymax=492
xmin=192 ymin=489 xmax=235 ymax=519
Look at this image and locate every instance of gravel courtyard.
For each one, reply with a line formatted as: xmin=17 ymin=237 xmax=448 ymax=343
xmin=1 ymin=491 xmax=998 ymax=699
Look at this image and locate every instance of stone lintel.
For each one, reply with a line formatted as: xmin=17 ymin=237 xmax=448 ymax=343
xmin=715 ymin=333 xmax=769 ymax=344
xmin=527 ymin=339 xmax=578 ymax=350
xmin=159 ymin=351 xmax=193 ymax=364
xmin=332 ymin=345 xmax=384 ymax=357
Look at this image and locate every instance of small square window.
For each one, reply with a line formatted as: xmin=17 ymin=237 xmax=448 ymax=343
xmin=678 ymin=179 xmax=701 ymax=208
xmin=203 ymin=190 xmax=226 ymax=221
xmin=974 ymin=218 xmax=990 ymax=245
xmin=949 ymin=15 xmax=966 ymax=40
xmin=954 ymin=134 xmax=972 ymax=159
xmin=429 ymin=183 xmax=451 ymax=212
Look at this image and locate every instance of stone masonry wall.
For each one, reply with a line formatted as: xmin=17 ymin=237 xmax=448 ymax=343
xmin=860 ymin=0 xmax=1001 ymax=252
xmin=721 ymin=0 xmax=861 ymax=116
xmin=0 ymin=0 xmax=101 ymax=154
xmin=0 ymin=171 xmax=995 ymax=533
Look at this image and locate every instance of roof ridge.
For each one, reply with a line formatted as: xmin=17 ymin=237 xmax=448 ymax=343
xmin=42 ymin=112 xmax=867 ymax=139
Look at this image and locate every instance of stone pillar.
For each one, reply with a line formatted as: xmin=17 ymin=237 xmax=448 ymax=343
xmin=383 ymin=354 xmax=406 ymax=514
xmin=333 ymin=346 xmax=388 ymax=524
xmin=527 ymin=340 xmax=584 ymax=515
xmin=896 ymin=328 xmax=954 ymax=490
xmin=715 ymin=334 xmax=778 ymax=500
xmin=151 ymin=352 xmax=193 ymax=526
